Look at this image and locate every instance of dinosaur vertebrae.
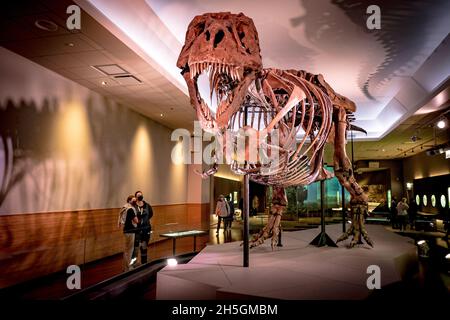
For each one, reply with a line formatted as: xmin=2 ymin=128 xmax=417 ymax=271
xmin=228 ymin=69 xmax=333 ymax=187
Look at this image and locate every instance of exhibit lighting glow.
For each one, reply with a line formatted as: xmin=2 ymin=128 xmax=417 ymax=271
xmin=58 ymin=102 xmax=91 ymax=157
xmin=167 ymin=258 xmax=178 ymax=266
xmin=406 ymin=182 xmax=413 ymax=190
xmin=445 ymin=253 xmax=450 ymax=260
xmin=437 ymin=120 xmax=446 ymax=129
xmin=129 ymin=257 xmax=136 ymax=266
xmin=215 ymin=173 xmax=241 ymax=182
xmin=130 ymin=124 xmax=153 ymax=190
xmin=417 ymin=240 xmax=426 ymax=245
xmin=171 ymin=141 xmax=185 ymax=165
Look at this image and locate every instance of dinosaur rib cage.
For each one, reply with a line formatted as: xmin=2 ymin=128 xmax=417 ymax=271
xmin=228 ymin=69 xmax=333 ymax=187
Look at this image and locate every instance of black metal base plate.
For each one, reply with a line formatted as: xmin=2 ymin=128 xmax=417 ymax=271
xmin=309 ymin=231 xmax=338 ymax=247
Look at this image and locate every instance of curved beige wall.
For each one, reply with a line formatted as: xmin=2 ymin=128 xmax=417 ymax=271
xmin=0 ymin=47 xmax=188 ymax=214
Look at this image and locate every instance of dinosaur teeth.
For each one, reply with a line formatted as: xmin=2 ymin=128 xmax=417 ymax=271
xmin=192 ymin=64 xmax=197 ymax=79
xmin=192 ymin=62 xmax=242 ymax=81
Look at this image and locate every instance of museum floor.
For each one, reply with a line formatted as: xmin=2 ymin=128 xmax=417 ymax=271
xmin=2 ymin=216 xmax=449 ymax=300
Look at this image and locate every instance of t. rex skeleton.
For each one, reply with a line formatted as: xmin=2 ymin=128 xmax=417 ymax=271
xmin=177 ymin=12 xmax=373 ymax=248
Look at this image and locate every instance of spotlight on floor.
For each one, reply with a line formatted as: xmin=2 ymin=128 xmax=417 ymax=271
xmin=417 ymin=240 xmax=429 ymax=258
xmin=167 ymin=258 xmax=178 ymax=266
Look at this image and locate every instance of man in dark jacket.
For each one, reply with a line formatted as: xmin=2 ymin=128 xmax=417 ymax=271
xmin=134 ymin=191 xmax=154 ymax=264
xmin=225 ymin=195 xmax=235 ymax=230
xmin=123 ymin=195 xmax=138 ymax=271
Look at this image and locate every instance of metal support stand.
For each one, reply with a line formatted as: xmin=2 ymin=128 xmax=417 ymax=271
xmin=242 ymin=105 xmax=250 ymax=267
xmin=342 ymin=186 xmax=346 ymax=233
xmin=351 ymin=129 xmax=355 ymax=171
xmin=277 ymin=228 xmax=283 ymax=247
xmin=310 ymin=179 xmax=338 ymax=247
xmin=243 ymin=174 xmax=250 ymax=267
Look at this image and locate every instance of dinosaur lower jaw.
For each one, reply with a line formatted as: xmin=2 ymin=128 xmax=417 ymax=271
xmin=188 ymin=61 xmax=251 ymax=132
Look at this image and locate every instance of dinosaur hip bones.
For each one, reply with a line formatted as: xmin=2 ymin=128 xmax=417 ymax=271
xmin=177 ymin=12 xmax=373 ymax=248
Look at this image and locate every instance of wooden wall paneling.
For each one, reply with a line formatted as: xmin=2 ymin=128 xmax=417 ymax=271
xmin=0 ymin=203 xmax=210 ymax=289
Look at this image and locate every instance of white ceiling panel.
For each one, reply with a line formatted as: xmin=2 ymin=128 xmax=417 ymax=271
xmin=81 ymin=0 xmax=450 ymax=139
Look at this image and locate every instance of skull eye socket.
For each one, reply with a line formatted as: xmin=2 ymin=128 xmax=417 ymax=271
xmin=237 ymin=27 xmax=252 ymax=54
xmin=196 ymin=22 xmax=205 ymax=36
xmin=238 ymin=32 xmax=252 ymax=54
xmin=238 ymin=31 xmax=245 ymax=47
xmin=213 ymin=30 xmax=225 ymax=48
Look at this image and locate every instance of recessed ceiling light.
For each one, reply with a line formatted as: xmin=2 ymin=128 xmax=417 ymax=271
xmin=92 ymin=64 xmax=129 ymax=76
xmin=437 ymin=120 xmax=446 ymax=129
xmin=34 ymin=19 xmax=58 ymax=32
xmin=101 ymin=81 xmax=107 ymax=86
xmin=114 ymin=75 xmax=142 ymax=85
xmin=160 ymin=114 xmax=164 ymax=117
xmin=381 ymin=149 xmax=385 ymax=152
xmin=65 ymin=42 xmax=74 ymax=47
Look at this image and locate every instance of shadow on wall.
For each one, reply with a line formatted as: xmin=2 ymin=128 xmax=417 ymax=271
xmin=0 ymin=94 xmax=156 ymax=286
xmin=291 ymin=0 xmax=450 ymax=100
xmin=0 ymin=94 xmax=156 ymax=214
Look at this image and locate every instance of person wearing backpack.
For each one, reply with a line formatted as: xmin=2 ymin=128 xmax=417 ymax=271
xmin=133 ymin=190 xmax=153 ymax=264
xmin=122 ymin=195 xmax=139 ymax=271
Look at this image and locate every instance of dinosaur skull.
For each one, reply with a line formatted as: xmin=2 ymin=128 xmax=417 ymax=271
xmin=177 ymin=12 xmax=263 ymax=132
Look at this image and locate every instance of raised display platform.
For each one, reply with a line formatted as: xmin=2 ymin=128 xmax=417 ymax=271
xmin=156 ymin=225 xmax=417 ymax=300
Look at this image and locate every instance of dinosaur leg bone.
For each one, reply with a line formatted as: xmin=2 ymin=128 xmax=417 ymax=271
xmin=248 ymin=186 xmax=287 ymax=250
xmin=333 ymin=108 xmax=373 ymax=247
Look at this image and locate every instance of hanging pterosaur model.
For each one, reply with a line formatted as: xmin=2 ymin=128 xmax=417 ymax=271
xmin=177 ymin=12 xmax=373 ymax=248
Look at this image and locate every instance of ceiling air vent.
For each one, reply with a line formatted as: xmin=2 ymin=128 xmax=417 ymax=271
xmin=113 ymin=75 xmax=142 ymax=85
xmin=92 ymin=64 xmax=129 ymax=76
